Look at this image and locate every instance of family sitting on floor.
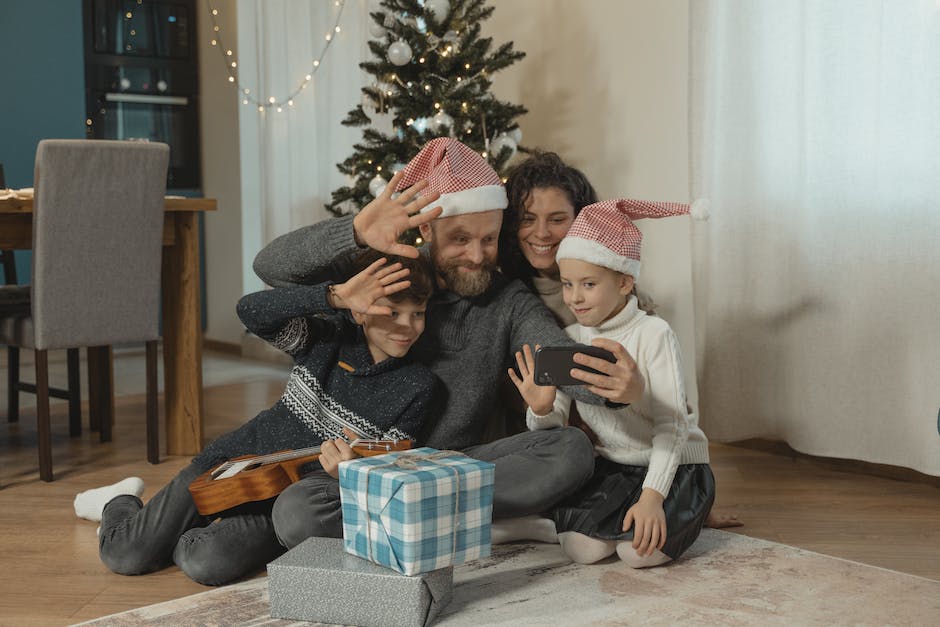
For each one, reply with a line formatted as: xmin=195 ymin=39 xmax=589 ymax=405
xmin=74 ymin=137 xmax=738 ymax=586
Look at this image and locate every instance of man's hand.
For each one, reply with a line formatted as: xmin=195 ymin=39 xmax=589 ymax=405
xmin=570 ymin=338 xmax=645 ymax=404
xmin=352 ymin=170 xmax=443 ymax=258
xmin=622 ymin=488 xmax=667 ymax=557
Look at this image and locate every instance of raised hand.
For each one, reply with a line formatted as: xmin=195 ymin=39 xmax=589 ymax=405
xmin=507 ymin=344 xmax=557 ymax=416
xmin=570 ymin=337 xmax=645 ymax=404
xmin=330 ymin=257 xmax=411 ymax=316
xmin=352 ymin=170 xmax=443 ymax=258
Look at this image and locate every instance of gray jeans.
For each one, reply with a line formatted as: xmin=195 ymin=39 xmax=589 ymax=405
xmin=276 ymin=425 xmax=597 ymax=536
xmin=99 ymin=427 xmax=593 ymax=584
xmin=98 ymin=463 xmax=338 ymax=586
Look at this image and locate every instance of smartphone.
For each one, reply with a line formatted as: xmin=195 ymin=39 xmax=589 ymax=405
xmin=534 ymin=345 xmax=616 ymax=386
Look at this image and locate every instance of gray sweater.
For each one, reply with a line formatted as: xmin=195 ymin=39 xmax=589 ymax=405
xmin=253 ymin=215 xmax=607 ymax=450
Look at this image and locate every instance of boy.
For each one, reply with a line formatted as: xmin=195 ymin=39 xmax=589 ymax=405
xmin=76 ymin=250 xmax=439 ymax=585
xmin=508 ymin=199 xmax=715 ymax=568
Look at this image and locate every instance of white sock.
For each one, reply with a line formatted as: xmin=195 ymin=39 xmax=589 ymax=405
xmin=74 ymin=477 xmax=145 ymax=522
xmin=491 ymin=515 xmax=559 ymax=544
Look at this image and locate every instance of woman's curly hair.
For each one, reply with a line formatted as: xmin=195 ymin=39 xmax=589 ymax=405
xmin=499 ymin=151 xmax=598 ymax=288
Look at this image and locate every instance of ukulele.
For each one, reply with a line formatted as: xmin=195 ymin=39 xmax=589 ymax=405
xmin=188 ymin=438 xmax=412 ymax=515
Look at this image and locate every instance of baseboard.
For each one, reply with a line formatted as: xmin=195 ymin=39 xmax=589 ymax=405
xmin=728 ymin=438 xmax=940 ymax=488
xmin=203 ymin=338 xmax=242 ymax=356
xmin=240 ymin=333 xmax=292 ymax=366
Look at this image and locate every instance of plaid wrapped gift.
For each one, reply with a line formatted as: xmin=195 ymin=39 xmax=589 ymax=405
xmin=339 ymin=447 xmax=495 ymax=575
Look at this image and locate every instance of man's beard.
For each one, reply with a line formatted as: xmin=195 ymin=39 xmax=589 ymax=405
xmin=437 ymin=258 xmax=497 ymax=297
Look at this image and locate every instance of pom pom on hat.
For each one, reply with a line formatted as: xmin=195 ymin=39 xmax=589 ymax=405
xmin=556 ymin=198 xmax=693 ymax=280
xmin=395 ymin=137 xmax=507 ymax=217
xmin=690 ymin=198 xmax=710 ymax=220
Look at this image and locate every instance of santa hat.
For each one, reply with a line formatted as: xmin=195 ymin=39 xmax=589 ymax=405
xmin=395 ymin=137 xmax=507 ymax=217
xmin=557 ymin=198 xmax=706 ymax=280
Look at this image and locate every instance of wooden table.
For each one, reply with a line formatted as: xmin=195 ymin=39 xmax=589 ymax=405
xmin=1 ymin=195 xmax=216 ymax=455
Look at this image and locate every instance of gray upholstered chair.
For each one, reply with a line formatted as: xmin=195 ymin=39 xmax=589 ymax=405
xmin=2 ymin=251 xmax=83 ymax=433
xmin=0 ymin=140 xmax=169 ymax=481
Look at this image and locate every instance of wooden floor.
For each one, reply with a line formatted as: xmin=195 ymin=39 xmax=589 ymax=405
xmin=1 ymin=351 xmax=938 ymax=627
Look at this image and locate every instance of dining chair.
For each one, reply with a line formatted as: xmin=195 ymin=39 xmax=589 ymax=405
xmin=0 ymin=139 xmax=169 ymax=481
xmin=2 ymin=249 xmax=83 ymax=433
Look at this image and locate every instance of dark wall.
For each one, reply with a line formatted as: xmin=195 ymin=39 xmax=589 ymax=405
xmin=0 ymin=0 xmax=86 ymax=284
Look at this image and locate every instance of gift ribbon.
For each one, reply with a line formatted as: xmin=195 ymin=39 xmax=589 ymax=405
xmin=362 ymin=450 xmax=465 ymax=568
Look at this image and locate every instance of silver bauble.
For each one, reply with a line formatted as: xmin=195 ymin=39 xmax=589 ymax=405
xmin=425 ymin=0 xmax=450 ymax=22
xmin=368 ymin=174 xmax=388 ymax=197
xmin=490 ymin=133 xmax=518 ymax=159
xmin=387 ymin=40 xmax=413 ymax=66
xmin=430 ymin=111 xmax=455 ymax=134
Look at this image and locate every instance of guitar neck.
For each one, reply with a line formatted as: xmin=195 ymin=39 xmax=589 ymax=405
xmin=210 ymin=439 xmax=410 ymax=477
xmin=213 ymin=446 xmax=322 ymax=476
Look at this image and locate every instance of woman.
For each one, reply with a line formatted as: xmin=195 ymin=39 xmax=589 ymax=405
xmin=499 ymin=151 xmax=596 ymax=326
xmin=500 ymin=151 xmax=659 ymax=325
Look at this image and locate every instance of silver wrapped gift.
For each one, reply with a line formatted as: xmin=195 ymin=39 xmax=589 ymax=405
xmin=268 ymin=536 xmax=453 ymax=626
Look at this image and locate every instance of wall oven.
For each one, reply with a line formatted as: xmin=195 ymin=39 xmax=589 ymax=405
xmin=82 ymin=0 xmax=201 ymax=190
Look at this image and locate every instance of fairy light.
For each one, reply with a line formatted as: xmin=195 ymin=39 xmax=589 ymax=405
xmin=207 ymin=0 xmax=348 ymax=111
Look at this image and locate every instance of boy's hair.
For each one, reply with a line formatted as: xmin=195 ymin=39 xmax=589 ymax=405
xmin=352 ymin=248 xmax=434 ymax=305
xmin=499 ymin=151 xmax=598 ymax=287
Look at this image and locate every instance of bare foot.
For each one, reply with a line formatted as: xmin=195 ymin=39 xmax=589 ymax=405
xmin=704 ymin=509 xmax=743 ymax=529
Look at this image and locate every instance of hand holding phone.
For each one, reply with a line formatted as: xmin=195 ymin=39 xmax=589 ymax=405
xmin=534 ymin=345 xmax=617 ymax=387
xmin=507 ymin=344 xmax=558 ymax=415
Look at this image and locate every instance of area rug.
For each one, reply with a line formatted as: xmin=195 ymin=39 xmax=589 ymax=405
xmin=74 ymin=529 xmax=939 ymax=626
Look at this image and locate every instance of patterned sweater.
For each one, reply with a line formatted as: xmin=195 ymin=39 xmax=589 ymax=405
xmin=252 ymin=215 xmax=610 ymax=451
xmin=527 ymin=296 xmax=710 ymax=497
xmin=193 ymin=282 xmax=438 ymax=471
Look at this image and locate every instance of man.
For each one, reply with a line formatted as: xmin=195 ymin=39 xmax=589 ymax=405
xmin=254 ymin=138 xmax=645 ymax=542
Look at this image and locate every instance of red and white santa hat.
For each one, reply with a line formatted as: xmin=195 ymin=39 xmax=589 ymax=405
xmin=395 ymin=137 xmax=507 ymax=217
xmin=557 ymin=198 xmax=707 ymax=280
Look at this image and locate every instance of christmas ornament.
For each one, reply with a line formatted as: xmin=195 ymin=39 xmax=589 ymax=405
xmin=391 ymin=162 xmax=407 ymax=173
xmin=425 ymin=0 xmax=450 ymax=22
xmin=368 ymin=18 xmax=386 ymax=39
xmin=368 ymin=174 xmax=388 ymax=196
xmin=490 ymin=133 xmax=518 ymax=159
xmin=430 ymin=111 xmax=455 ymax=134
xmin=387 ymin=40 xmax=413 ymax=66
xmin=334 ymin=199 xmax=359 ymax=215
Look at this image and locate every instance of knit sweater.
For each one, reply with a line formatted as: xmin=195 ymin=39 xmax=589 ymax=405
xmin=527 ymin=296 xmax=710 ymax=497
xmin=192 ymin=282 xmax=437 ymax=471
xmin=252 ymin=215 xmax=608 ymax=450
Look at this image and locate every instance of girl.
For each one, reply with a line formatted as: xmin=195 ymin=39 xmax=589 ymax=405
xmin=509 ymin=199 xmax=715 ymax=567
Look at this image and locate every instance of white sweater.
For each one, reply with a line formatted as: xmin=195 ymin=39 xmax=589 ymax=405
xmin=527 ymin=296 xmax=710 ymax=497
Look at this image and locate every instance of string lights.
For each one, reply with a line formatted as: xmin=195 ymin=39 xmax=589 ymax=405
xmin=206 ymin=0 xmax=348 ymax=112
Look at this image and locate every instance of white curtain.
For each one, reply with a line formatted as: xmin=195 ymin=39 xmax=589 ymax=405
xmin=237 ymin=0 xmax=369 ymax=250
xmin=689 ymin=0 xmax=940 ymax=474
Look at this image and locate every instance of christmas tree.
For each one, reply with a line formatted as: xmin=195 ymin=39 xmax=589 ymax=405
xmin=326 ymin=0 xmax=526 ymax=217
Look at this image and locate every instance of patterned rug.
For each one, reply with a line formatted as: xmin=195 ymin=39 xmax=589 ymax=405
xmin=74 ymin=530 xmax=939 ymax=626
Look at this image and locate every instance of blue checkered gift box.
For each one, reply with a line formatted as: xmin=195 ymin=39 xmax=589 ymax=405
xmin=339 ymin=447 xmax=495 ymax=576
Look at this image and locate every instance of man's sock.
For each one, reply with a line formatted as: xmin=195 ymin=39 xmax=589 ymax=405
xmin=491 ymin=515 xmax=559 ymax=544
xmin=74 ymin=477 xmax=145 ymax=522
